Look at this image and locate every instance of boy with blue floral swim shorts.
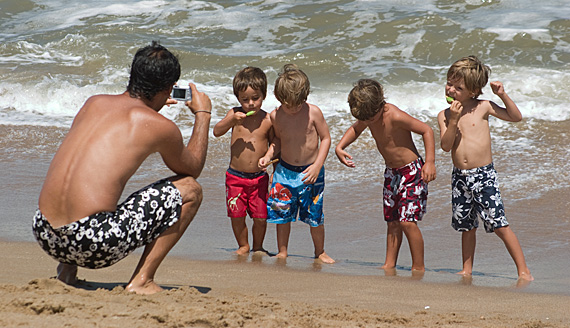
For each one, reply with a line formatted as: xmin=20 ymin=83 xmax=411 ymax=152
xmin=214 ymin=67 xmax=274 ymax=256
xmin=259 ymin=64 xmax=334 ymax=263
xmin=336 ymin=79 xmax=436 ymax=273
xmin=438 ymin=55 xmax=533 ymax=281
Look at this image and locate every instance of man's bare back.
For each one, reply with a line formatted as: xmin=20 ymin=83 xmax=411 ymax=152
xmin=39 ymin=93 xmax=186 ymax=228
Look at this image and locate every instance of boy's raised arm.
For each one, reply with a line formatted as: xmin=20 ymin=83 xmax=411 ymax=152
xmin=489 ymin=81 xmax=522 ymax=122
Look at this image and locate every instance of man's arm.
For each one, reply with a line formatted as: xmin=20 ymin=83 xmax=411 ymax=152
xmin=160 ymin=83 xmax=212 ymax=178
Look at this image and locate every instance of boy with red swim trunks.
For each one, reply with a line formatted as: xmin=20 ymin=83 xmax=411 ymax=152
xmin=336 ymin=79 xmax=436 ymax=272
xmin=214 ymin=67 xmax=276 ymax=255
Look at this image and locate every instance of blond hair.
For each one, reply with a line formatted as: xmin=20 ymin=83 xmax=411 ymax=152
xmin=348 ymin=79 xmax=386 ymax=121
xmin=447 ymin=55 xmax=491 ymax=98
xmin=233 ymin=66 xmax=267 ymax=99
xmin=274 ymin=64 xmax=310 ymax=107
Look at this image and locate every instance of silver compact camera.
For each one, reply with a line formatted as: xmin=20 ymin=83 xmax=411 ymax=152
xmin=171 ymin=85 xmax=192 ymax=101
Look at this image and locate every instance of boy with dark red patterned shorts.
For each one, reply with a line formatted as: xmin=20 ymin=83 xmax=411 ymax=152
xmin=336 ymin=79 xmax=436 ymax=272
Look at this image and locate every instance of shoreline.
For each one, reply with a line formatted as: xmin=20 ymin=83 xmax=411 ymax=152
xmin=2 ymin=240 xmax=569 ymax=327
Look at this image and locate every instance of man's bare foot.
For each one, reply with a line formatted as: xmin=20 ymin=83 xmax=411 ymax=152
xmin=316 ymin=252 xmax=335 ymax=264
xmin=56 ymin=263 xmax=78 ymax=285
xmin=125 ymin=279 xmax=164 ymax=295
xmin=235 ymin=246 xmax=250 ymax=256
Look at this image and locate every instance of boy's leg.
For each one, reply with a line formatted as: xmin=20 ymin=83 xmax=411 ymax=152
xmin=251 ymin=218 xmax=267 ymax=252
xmin=494 ymin=226 xmax=533 ymax=281
xmin=309 ymin=225 xmax=335 ymax=264
xmin=276 ymin=222 xmax=291 ymax=258
xmin=381 ymin=221 xmax=402 ymax=269
xmin=400 ymin=221 xmax=425 ymax=271
xmin=458 ymin=228 xmax=477 ymax=275
xmin=231 ymin=217 xmax=250 ymax=255
xmin=126 ymin=176 xmax=202 ymax=294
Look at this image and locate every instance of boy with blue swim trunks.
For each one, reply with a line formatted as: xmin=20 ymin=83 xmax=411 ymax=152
xmin=438 ymin=56 xmax=533 ymax=281
xmin=259 ymin=64 xmax=334 ymax=263
xmin=336 ymin=79 xmax=436 ymax=272
xmin=214 ymin=67 xmax=275 ymax=256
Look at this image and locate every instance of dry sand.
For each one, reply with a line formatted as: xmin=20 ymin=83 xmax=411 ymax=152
xmin=1 ymin=241 xmax=568 ymax=328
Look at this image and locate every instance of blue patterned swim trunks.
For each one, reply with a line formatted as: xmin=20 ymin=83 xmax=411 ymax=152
xmin=267 ymin=161 xmax=325 ymax=227
xmin=32 ymin=179 xmax=182 ymax=269
xmin=451 ymin=163 xmax=509 ymax=233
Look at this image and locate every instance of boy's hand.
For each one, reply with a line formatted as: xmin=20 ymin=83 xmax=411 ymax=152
xmin=335 ymin=148 xmax=355 ymax=168
xmin=258 ymin=156 xmax=270 ymax=171
xmin=448 ymin=100 xmax=463 ymax=122
xmin=490 ymin=81 xmax=505 ymax=97
xmin=421 ymin=161 xmax=436 ymax=183
xmin=232 ymin=111 xmax=247 ymax=125
xmin=301 ymin=164 xmax=321 ymax=185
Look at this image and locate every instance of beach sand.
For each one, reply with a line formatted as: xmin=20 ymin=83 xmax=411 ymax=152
xmin=1 ymin=241 xmax=568 ymax=328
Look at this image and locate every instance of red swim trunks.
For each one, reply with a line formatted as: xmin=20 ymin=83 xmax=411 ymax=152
xmin=383 ymin=157 xmax=428 ymax=222
xmin=225 ymin=167 xmax=269 ymax=219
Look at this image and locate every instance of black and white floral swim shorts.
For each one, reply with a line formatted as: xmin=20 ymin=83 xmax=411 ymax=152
xmin=32 ymin=179 xmax=182 ymax=269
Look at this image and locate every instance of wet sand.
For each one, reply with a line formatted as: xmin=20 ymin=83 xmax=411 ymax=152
xmin=1 ymin=240 xmax=569 ymax=328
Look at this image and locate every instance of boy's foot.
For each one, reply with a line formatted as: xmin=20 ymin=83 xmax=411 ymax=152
xmin=275 ymin=251 xmax=288 ymax=259
xmin=456 ymin=269 xmax=472 ymax=276
xmin=518 ymin=271 xmax=534 ymax=281
xmin=234 ymin=245 xmax=250 ymax=256
xmin=56 ymin=263 xmax=78 ymax=285
xmin=251 ymin=248 xmax=269 ymax=255
xmin=316 ymin=252 xmax=335 ymax=264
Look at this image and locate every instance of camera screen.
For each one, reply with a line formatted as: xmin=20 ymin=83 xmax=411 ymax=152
xmin=172 ymin=88 xmax=187 ymax=99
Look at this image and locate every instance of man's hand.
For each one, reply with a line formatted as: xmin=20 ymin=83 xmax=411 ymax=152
xmin=186 ymin=83 xmax=212 ymax=114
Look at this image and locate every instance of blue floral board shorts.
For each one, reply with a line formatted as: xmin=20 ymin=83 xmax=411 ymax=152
xmin=267 ymin=161 xmax=325 ymax=227
xmin=451 ymin=163 xmax=509 ymax=233
xmin=32 ymin=179 xmax=182 ymax=269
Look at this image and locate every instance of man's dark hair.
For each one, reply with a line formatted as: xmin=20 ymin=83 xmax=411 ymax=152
xmin=127 ymin=41 xmax=180 ymax=100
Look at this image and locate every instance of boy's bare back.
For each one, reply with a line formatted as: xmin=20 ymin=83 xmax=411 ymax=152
xmin=365 ymin=103 xmax=429 ymax=169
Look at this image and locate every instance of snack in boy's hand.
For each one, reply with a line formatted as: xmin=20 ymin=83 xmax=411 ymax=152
xmin=446 ymin=96 xmax=455 ymax=104
xmin=246 ymin=110 xmax=256 ymax=116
